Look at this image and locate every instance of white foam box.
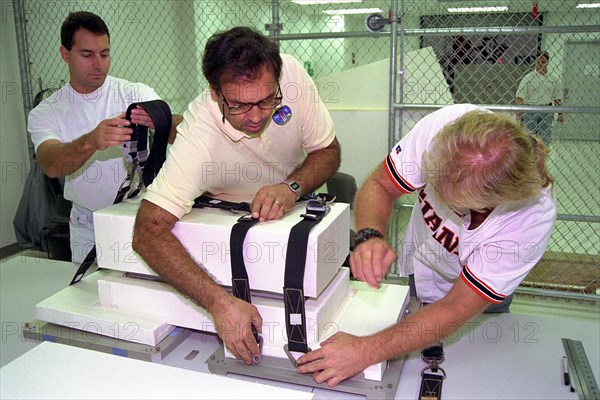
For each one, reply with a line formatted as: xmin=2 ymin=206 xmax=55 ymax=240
xmin=36 ymin=269 xmax=174 ymax=346
xmin=98 ymin=267 xmax=408 ymax=381
xmin=98 ymin=268 xmax=351 ymax=354
xmin=36 ymin=268 xmax=408 ymax=381
xmin=93 ymin=197 xmax=349 ymax=298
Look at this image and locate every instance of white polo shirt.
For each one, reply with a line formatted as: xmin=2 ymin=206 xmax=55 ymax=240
xmin=516 ymin=70 xmax=562 ymax=106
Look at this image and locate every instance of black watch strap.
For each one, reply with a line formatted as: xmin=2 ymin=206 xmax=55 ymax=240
xmin=353 ymin=228 xmax=384 ymax=248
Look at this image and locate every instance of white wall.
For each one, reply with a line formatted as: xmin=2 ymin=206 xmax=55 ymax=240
xmin=329 ymin=110 xmax=389 ymax=187
xmin=1 ymin=10 xmax=30 ymax=247
xmin=543 ymin=10 xmax=600 ymax=77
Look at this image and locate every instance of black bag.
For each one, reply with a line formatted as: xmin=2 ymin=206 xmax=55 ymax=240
xmin=12 ymin=155 xmax=72 ymax=260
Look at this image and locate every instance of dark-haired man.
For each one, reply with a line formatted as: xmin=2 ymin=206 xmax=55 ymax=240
xmin=133 ymin=27 xmax=340 ymax=365
xmin=515 ymin=52 xmax=563 ymax=144
xmin=28 ymin=11 xmax=182 ymax=263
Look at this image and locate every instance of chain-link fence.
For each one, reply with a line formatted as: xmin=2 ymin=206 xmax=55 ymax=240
xmin=14 ymin=0 xmax=599 ymax=297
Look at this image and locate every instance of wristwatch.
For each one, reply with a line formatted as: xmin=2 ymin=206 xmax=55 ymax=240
xmin=353 ymin=228 xmax=384 ymax=248
xmin=284 ymin=180 xmax=301 ymax=201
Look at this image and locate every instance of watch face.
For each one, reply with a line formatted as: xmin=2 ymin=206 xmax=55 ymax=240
xmin=289 ymin=182 xmax=300 ymax=191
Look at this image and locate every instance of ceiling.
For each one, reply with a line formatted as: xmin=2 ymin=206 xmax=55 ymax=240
xmin=285 ymin=0 xmax=599 ymax=15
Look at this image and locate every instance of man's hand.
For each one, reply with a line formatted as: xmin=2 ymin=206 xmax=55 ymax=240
xmin=350 ymin=238 xmax=397 ymax=289
xmin=208 ymin=294 xmax=263 ymax=364
xmin=251 ymin=183 xmax=296 ymax=222
xmin=296 ymin=332 xmax=371 ymax=387
xmin=87 ymin=113 xmax=133 ymax=150
xmin=129 ymin=105 xmax=156 ymax=129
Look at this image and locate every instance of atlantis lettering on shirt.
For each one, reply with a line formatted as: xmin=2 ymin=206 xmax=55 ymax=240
xmin=418 ymin=188 xmax=460 ymax=255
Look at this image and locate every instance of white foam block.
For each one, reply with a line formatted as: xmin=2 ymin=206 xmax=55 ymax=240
xmin=323 ymin=281 xmax=410 ymax=381
xmin=36 ymin=270 xmax=174 ymax=346
xmin=0 ymin=341 xmax=315 ymax=399
xmin=37 ymin=271 xmax=408 ymax=382
xmin=98 ymin=269 xmax=409 ymax=381
xmin=98 ymin=268 xmax=351 ymax=353
xmin=94 ymin=198 xmax=350 ymax=298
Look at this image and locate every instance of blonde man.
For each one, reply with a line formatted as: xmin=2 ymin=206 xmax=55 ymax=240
xmin=296 ymin=103 xmax=557 ymax=387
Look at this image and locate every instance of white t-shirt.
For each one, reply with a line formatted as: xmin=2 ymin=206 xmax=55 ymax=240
xmin=386 ymin=104 xmax=557 ymax=304
xmin=516 ymin=70 xmax=562 ymax=105
xmin=28 ymin=76 xmax=159 ymax=211
xmin=145 ymin=54 xmax=336 ymax=219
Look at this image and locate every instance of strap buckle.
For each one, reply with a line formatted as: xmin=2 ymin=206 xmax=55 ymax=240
xmin=283 ymin=344 xmax=312 ymax=367
xmin=422 ymin=344 xmax=445 ymax=373
xmin=421 ymin=364 xmax=447 ymax=379
xmin=300 ymin=194 xmax=335 ymax=220
xmin=315 ymin=192 xmax=336 ymax=203
xmin=237 ymin=214 xmax=257 ymax=222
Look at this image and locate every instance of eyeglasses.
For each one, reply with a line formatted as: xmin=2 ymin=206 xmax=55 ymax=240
xmin=219 ymin=84 xmax=283 ymax=119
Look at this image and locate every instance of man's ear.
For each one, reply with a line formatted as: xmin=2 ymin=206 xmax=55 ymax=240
xmin=59 ymin=46 xmax=69 ymax=63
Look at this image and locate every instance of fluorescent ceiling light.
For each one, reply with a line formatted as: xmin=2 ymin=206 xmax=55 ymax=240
xmin=447 ymin=6 xmax=508 ymax=13
xmin=576 ymin=3 xmax=600 ymax=8
xmin=292 ymin=0 xmax=362 ymax=4
xmin=324 ymin=7 xmax=382 ymax=15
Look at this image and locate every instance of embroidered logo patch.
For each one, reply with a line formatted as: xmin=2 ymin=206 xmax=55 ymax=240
xmin=272 ymin=105 xmax=292 ymax=126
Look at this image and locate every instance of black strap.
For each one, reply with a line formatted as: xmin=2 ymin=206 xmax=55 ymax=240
xmin=69 ymin=100 xmax=172 ymax=285
xmin=283 ymin=196 xmax=333 ymax=361
xmin=68 ymin=246 xmax=97 ymax=286
xmin=229 ymin=214 xmax=262 ymax=363
xmin=419 ymin=343 xmax=446 ymax=400
xmin=419 ymin=372 xmax=444 ymax=400
xmin=193 ymin=195 xmax=251 ymax=213
xmin=124 ymin=100 xmax=172 ymax=188
xmin=230 ymin=215 xmax=259 ymax=304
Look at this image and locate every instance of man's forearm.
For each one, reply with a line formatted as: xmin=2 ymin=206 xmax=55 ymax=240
xmin=286 ymin=138 xmax=341 ymax=197
xmin=37 ymin=135 xmax=97 ymax=178
xmin=132 ymin=200 xmax=229 ymax=313
xmin=354 ymin=164 xmax=398 ymax=234
xmin=363 ymin=287 xmax=489 ymax=366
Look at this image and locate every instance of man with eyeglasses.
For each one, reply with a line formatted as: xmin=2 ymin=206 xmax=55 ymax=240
xmin=515 ymin=52 xmax=563 ymax=144
xmin=133 ymin=27 xmax=341 ymax=365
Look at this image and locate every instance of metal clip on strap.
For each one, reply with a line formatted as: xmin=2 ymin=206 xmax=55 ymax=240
xmin=284 ymin=343 xmax=312 ymax=367
xmin=419 ymin=343 xmax=446 ymax=400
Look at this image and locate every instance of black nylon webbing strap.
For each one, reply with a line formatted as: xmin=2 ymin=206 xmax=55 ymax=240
xmin=229 ymin=214 xmax=262 ymax=363
xmin=282 ymin=195 xmax=334 ymax=365
xmin=230 ymin=217 xmax=258 ymax=303
xmin=419 ymin=372 xmax=444 ymax=400
xmin=193 ymin=195 xmax=251 ymax=213
xmin=69 ymin=100 xmax=172 ymax=286
xmin=419 ymin=343 xmax=446 ymax=400
xmin=124 ymin=100 xmax=172 ymax=187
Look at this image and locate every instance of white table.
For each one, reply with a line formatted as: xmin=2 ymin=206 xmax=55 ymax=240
xmin=394 ymin=313 xmax=599 ymax=399
xmin=2 ymin=256 xmax=598 ymax=399
xmin=0 ymin=341 xmax=314 ymax=399
xmin=0 ymin=255 xmax=77 ymax=367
